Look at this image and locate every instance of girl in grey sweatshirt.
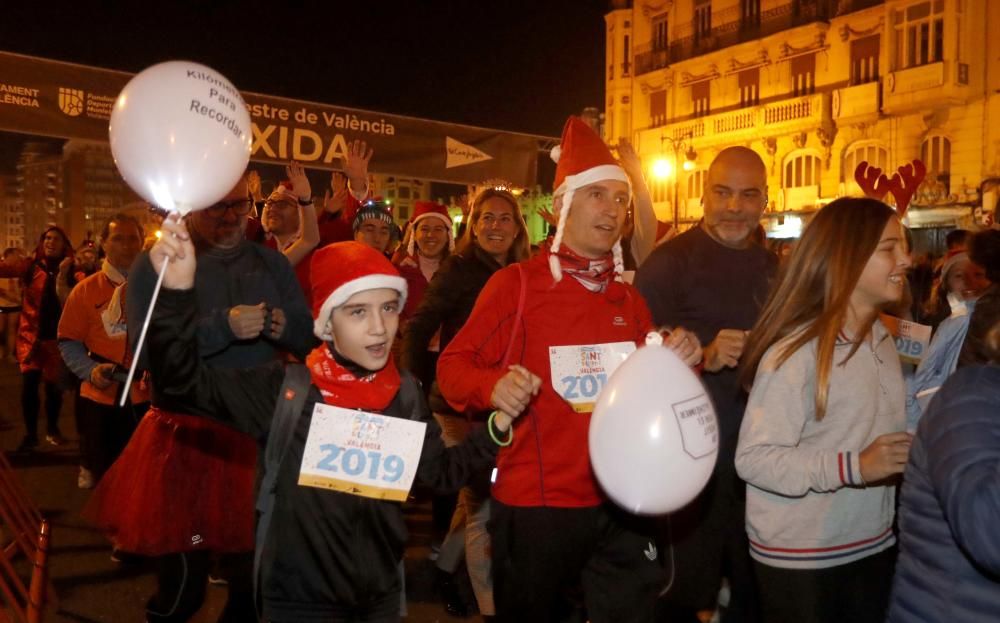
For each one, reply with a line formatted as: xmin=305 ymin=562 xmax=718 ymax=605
xmin=736 ymin=198 xmax=912 ymax=623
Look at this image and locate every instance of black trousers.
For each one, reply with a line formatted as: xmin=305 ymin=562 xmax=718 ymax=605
xmin=20 ymin=369 xmax=62 ymax=441
xmin=656 ymin=459 xmax=758 ymax=623
xmin=490 ymin=501 xmax=665 ymax=623
xmin=753 ymin=547 xmax=896 ymax=623
xmin=76 ymin=397 xmax=145 ymax=479
xmin=146 ymin=551 xmax=256 ymax=623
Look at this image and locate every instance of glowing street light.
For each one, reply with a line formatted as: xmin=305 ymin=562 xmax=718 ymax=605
xmin=658 ymin=134 xmax=697 ymax=228
xmin=652 ymin=158 xmax=674 ymax=179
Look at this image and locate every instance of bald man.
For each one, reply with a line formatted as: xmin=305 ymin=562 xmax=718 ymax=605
xmin=636 ymin=146 xmax=777 ymax=623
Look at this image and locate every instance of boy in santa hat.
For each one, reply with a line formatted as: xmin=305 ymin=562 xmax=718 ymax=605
xmin=437 ymin=116 xmax=702 ymax=622
xmin=145 ymin=217 xmax=517 ymax=623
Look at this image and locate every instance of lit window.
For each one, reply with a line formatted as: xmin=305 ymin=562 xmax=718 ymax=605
xmin=650 ymin=90 xmax=667 ymax=127
xmin=894 ymin=1 xmax=944 ymax=69
xmin=843 ymin=143 xmax=889 ymax=194
xmin=850 ymin=35 xmax=880 ymax=85
xmin=784 ymin=152 xmax=822 ymax=188
xmin=687 ymin=169 xmax=706 ymax=202
xmin=652 ymin=13 xmax=668 ymax=51
xmin=739 ymin=67 xmax=760 ymax=108
xmin=791 ymin=54 xmax=816 ymax=97
xmin=921 ymin=135 xmax=951 ymax=193
xmin=691 ymin=81 xmax=711 ymax=118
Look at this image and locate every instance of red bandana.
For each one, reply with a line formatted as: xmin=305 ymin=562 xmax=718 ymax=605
xmin=548 ymin=242 xmax=614 ymax=293
xmin=305 ymin=345 xmax=401 ymax=411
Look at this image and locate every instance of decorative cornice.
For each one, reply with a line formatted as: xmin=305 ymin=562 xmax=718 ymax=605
xmin=680 ymin=64 xmax=720 ymax=86
xmin=727 ymin=49 xmax=770 ymax=74
xmin=780 ymin=32 xmax=828 ymax=60
xmin=640 ymin=0 xmax=672 ymax=17
xmin=838 ymin=17 xmax=884 ymax=43
xmin=638 ymin=76 xmax=673 ymax=94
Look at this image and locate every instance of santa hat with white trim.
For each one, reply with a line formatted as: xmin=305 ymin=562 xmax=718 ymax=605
xmin=549 ymin=116 xmax=631 ymax=282
xmin=310 ymin=241 xmax=408 ymax=340
xmin=407 ymin=201 xmax=455 ymax=256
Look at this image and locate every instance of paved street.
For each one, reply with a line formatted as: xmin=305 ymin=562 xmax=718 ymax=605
xmin=0 ymin=358 xmax=474 ymax=622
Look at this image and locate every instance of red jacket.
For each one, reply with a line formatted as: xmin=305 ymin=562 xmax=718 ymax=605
xmin=437 ymin=251 xmax=653 ymax=508
xmin=0 ymin=227 xmax=74 ymax=369
xmin=394 ymin=255 xmax=430 ymax=325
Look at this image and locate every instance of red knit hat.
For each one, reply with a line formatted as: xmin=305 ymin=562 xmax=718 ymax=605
xmin=407 ymin=201 xmax=454 ymax=256
xmin=310 ymin=241 xmax=408 ymax=340
xmin=549 ymin=116 xmax=630 ymax=281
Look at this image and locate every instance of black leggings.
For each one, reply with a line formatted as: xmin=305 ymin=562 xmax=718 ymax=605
xmin=21 ymin=369 xmax=62 ymax=441
xmin=146 ymin=551 xmax=256 ymax=623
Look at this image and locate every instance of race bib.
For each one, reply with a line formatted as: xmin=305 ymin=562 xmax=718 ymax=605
xmin=880 ymin=314 xmax=932 ymax=365
xmin=298 ymin=403 xmax=426 ymax=502
xmin=549 ymin=342 xmax=636 ymax=412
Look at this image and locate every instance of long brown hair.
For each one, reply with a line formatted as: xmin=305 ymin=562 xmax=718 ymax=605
xmin=457 ymin=187 xmax=531 ymax=263
xmin=740 ymin=198 xmax=899 ymax=420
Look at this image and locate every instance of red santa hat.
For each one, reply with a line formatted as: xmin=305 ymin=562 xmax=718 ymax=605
xmin=310 ymin=241 xmax=408 ymax=340
xmin=267 ymin=181 xmax=298 ymax=204
xmin=407 ymin=201 xmax=455 ymax=256
xmin=549 ymin=116 xmax=631 ymax=282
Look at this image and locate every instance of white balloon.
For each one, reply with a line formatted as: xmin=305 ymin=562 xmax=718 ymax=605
xmin=589 ymin=345 xmax=718 ymax=515
xmin=109 ymin=61 xmax=252 ymax=214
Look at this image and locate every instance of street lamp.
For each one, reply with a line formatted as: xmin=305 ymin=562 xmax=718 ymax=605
xmin=653 ymin=134 xmax=697 ymax=228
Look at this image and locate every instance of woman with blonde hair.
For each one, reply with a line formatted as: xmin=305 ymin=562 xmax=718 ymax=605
xmin=401 ymin=186 xmax=528 ymax=620
xmin=736 ymin=197 xmax=913 ymax=623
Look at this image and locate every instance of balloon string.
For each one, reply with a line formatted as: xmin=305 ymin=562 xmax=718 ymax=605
xmin=118 ymin=254 xmax=170 ymax=407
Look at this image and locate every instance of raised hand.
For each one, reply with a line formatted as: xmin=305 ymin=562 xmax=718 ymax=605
xmin=285 ymin=161 xmax=312 ymax=202
xmin=616 ymin=139 xmax=644 ymax=181
xmin=247 ymin=170 xmax=263 ymax=201
xmin=344 ymin=140 xmax=374 ymax=190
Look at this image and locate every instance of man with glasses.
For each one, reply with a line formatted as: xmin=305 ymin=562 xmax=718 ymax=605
xmin=635 ymin=146 xmax=776 ymax=623
xmin=123 ymin=172 xmax=315 ymax=623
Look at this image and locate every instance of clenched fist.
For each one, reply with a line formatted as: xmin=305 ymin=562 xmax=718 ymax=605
xmin=228 ymin=303 xmax=267 ymax=340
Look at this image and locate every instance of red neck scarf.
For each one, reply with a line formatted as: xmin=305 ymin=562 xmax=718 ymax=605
xmin=548 ymin=242 xmax=614 ymax=293
xmin=305 ymin=344 xmax=401 ymax=411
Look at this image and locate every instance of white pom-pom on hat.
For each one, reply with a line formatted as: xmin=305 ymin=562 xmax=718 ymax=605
xmin=550 ymin=144 xmax=562 ymax=163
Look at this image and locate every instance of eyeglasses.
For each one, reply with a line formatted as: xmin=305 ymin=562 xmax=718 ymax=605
xmin=205 ymin=198 xmax=254 ymax=218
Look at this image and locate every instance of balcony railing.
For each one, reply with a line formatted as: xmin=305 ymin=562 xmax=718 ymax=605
xmin=643 ymin=93 xmax=830 ymax=147
xmin=634 ymin=0 xmax=884 ymax=74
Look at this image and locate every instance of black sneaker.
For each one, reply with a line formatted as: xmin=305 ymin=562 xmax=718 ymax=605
xmin=435 ymin=570 xmax=469 ymax=618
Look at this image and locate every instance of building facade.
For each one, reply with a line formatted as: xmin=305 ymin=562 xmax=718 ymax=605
xmin=0 ymin=174 xmax=23 ymax=252
xmin=15 ymin=140 xmax=142 ymax=249
xmin=606 ymin=0 xmax=1000 ymax=250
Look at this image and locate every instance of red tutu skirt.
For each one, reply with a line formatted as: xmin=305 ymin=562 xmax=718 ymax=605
xmin=84 ymin=407 xmax=258 ymax=555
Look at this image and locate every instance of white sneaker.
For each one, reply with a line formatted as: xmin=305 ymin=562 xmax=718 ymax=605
xmin=77 ymin=467 xmax=95 ymax=489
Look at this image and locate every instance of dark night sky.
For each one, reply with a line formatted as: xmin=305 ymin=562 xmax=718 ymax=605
xmin=0 ymin=1 xmax=610 ymax=176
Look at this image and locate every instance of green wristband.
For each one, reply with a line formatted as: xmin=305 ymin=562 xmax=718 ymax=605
xmin=488 ymin=411 xmax=513 ymax=447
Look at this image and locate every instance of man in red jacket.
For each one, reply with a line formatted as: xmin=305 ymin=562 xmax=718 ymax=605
xmin=437 ymin=117 xmax=701 ymax=623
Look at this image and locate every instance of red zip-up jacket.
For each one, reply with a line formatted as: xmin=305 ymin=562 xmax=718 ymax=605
xmin=437 ymin=251 xmax=653 ymax=508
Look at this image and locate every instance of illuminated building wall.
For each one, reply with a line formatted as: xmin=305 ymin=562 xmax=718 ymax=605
xmin=606 ymin=0 xmax=1000 ymax=243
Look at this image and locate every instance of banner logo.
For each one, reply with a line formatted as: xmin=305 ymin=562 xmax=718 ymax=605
xmin=58 ymin=87 xmax=85 ymax=116
xmin=445 ymin=137 xmax=492 ymax=169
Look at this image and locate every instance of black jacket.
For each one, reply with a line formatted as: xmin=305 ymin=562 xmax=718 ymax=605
xmin=400 ymin=243 xmax=503 ymax=414
xmin=149 ymin=287 xmax=499 ymax=621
